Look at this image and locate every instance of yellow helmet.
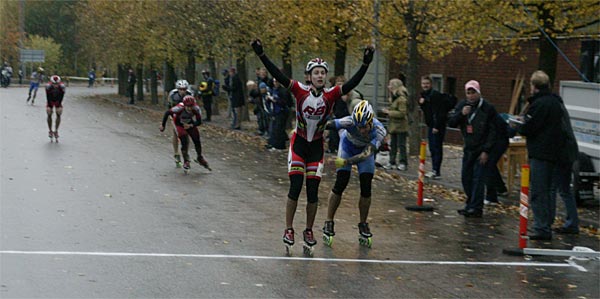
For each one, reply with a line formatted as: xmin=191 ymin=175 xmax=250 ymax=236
xmin=352 ymin=100 xmax=374 ymax=127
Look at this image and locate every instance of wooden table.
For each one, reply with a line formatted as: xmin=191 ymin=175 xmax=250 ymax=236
xmin=498 ymin=138 xmax=527 ymax=193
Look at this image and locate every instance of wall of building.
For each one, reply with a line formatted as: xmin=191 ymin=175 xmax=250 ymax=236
xmin=391 ymin=38 xmax=584 ymax=145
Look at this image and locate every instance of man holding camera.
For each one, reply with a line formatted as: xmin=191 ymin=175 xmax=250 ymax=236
xmin=448 ymin=80 xmax=499 ymax=218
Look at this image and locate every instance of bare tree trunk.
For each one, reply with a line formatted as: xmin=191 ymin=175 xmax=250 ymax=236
xmin=136 ymin=64 xmax=144 ymax=102
xmin=164 ymin=59 xmax=176 ymax=106
xmin=237 ymin=56 xmax=250 ymax=122
xmin=118 ymin=64 xmax=126 ymax=96
xmin=185 ymin=48 xmax=196 ymax=84
xmin=207 ymin=56 xmax=219 ymax=116
xmin=538 ymin=6 xmax=557 ymax=88
xmin=405 ymin=1 xmax=422 ymax=156
xmin=334 ymin=27 xmax=347 ymax=77
xmin=282 ymin=37 xmax=293 ymax=77
xmin=150 ymin=64 xmax=158 ymax=105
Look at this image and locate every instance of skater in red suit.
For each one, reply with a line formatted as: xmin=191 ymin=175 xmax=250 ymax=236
xmin=160 ymin=96 xmax=211 ymax=171
xmin=46 ymin=75 xmax=66 ymax=141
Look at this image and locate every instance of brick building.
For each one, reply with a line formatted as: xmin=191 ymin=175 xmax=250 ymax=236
xmin=391 ymin=38 xmax=595 ymax=144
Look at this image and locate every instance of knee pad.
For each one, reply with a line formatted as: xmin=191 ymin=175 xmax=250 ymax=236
xmin=359 ymin=173 xmax=374 ymax=197
xmin=306 ymin=178 xmax=320 ymax=203
xmin=332 ymin=170 xmax=351 ymax=196
xmin=287 ymin=174 xmax=304 ymax=201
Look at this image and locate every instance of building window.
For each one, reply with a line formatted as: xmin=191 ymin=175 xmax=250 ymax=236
xmin=430 ymin=74 xmax=443 ymax=92
xmin=446 ymin=77 xmax=457 ymax=96
xmin=580 ymin=40 xmax=599 ymax=83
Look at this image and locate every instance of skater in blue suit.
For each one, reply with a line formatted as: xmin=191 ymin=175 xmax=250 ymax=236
xmin=322 ymin=100 xmax=386 ymax=248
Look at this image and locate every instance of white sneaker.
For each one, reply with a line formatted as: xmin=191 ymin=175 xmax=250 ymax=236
xmin=383 ymin=164 xmax=396 ymax=170
xmin=397 ymin=164 xmax=407 ymax=171
xmin=425 ymin=171 xmax=441 ymax=179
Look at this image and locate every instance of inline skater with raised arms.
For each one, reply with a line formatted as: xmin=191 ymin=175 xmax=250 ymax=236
xmin=322 ymin=100 xmax=386 ymax=248
xmin=160 ymin=95 xmax=211 ymax=174
xmin=251 ymin=38 xmax=374 ymax=256
xmin=45 ymin=75 xmax=66 ymax=142
xmin=167 ymin=80 xmax=193 ymax=167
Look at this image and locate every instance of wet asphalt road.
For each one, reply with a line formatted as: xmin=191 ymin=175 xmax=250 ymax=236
xmin=1 ymin=86 xmax=598 ymax=298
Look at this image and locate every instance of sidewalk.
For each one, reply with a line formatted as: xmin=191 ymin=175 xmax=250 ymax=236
xmin=99 ymin=94 xmax=599 ymax=229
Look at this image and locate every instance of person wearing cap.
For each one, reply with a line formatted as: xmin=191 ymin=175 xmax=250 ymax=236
xmin=448 ymin=80 xmax=499 ymax=218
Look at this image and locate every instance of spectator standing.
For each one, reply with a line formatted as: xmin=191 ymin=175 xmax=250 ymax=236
xmin=199 ymin=70 xmax=215 ymax=121
xmin=258 ymin=82 xmax=272 ymax=136
xmin=448 ymin=80 xmax=498 ymax=218
xmin=88 ymin=68 xmax=96 ymax=88
xmin=266 ymin=78 xmax=291 ymax=150
xmin=127 ymin=68 xmax=136 ymax=104
xmin=516 ymin=70 xmax=572 ymax=240
xmin=418 ymin=76 xmax=453 ymax=179
xmin=18 ymin=69 xmax=23 ymax=85
xmin=221 ymin=67 xmax=244 ymax=130
xmin=382 ymin=78 xmax=409 ymax=171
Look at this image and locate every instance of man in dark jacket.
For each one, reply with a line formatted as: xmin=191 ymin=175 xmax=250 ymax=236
xmin=418 ymin=76 xmax=453 ymax=179
xmin=448 ymin=80 xmax=498 ymax=218
xmin=516 ymin=70 xmax=570 ymax=240
xmin=222 ymin=67 xmax=244 ymax=129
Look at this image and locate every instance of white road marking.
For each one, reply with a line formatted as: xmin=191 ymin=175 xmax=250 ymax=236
xmin=0 ymin=250 xmax=585 ymax=271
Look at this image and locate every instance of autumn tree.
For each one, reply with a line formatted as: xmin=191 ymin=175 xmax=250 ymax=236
xmin=465 ymin=0 xmax=600 ymax=85
xmin=374 ymin=0 xmax=464 ymax=154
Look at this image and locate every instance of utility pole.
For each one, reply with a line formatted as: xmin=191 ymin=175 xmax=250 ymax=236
xmin=372 ymin=0 xmax=380 ymax=114
xmin=19 ymin=0 xmax=25 ymax=75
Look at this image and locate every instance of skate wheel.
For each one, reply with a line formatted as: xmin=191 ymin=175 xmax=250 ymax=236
xmin=176 ymin=162 xmax=182 ymax=168
xmin=303 ymin=244 xmax=314 ymax=257
xmin=183 ymin=169 xmax=189 ymax=175
xmin=359 ymin=237 xmax=372 ymax=248
xmin=284 ymin=244 xmax=293 ymax=256
xmin=323 ymin=235 xmax=333 ymax=247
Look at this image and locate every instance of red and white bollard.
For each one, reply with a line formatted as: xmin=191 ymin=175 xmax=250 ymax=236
xmin=406 ymin=141 xmax=434 ymax=212
xmin=518 ymin=165 xmax=530 ymax=249
xmin=503 ymin=164 xmax=530 ymax=256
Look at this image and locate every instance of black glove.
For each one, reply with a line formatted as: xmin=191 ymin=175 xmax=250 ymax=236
xmin=251 ymin=39 xmax=264 ymax=56
xmin=363 ymin=45 xmax=375 ymax=64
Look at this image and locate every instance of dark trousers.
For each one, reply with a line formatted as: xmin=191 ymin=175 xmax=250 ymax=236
xmin=268 ymin=112 xmax=288 ymax=149
xmin=485 ymin=140 xmax=508 ymax=201
xmin=428 ymin=127 xmax=446 ymax=175
xmin=128 ymin=86 xmax=135 ymax=103
xmin=390 ymin=132 xmax=408 ymax=166
xmin=328 ymin=128 xmax=340 ymax=152
xmin=461 ymin=151 xmax=486 ymax=212
xmin=256 ymin=109 xmax=269 ymax=134
xmin=550 ymin=160 xmax=579 ymax=229
xmin=529 ymin=158 xmax=556 ymax=235
xmin=202 ymin=96 xmax=212 ymax=121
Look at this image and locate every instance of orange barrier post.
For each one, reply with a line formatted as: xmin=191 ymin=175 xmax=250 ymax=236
xmin=518 ymin=165 xmax=530 ymax=249
xmin=503 ymin=164 xmax=530 ymax=256
xmin=406 ymin=141 xmax=434 ymax=212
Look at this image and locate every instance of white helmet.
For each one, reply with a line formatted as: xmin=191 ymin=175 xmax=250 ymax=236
xmin=50 ymin=75 xmax=61 ymax=84
xmin=305 ymin=58 xmax=329 ymax=74
xmin=175 ymin=79 xmax=189 ymax=89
